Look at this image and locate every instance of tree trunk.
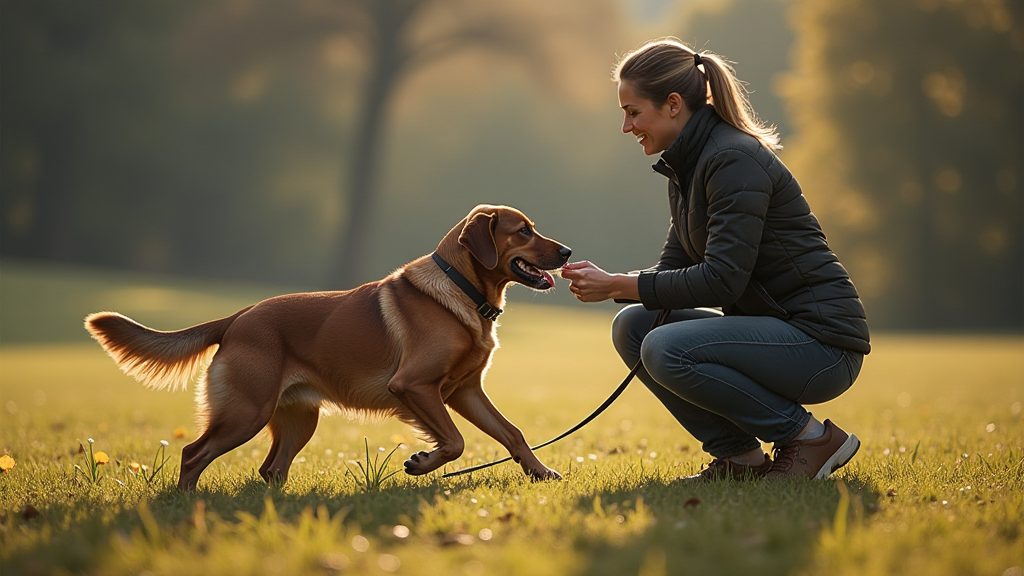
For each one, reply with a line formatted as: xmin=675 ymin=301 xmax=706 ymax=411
xmin=327 ymin=61 xmax=397 ymax=289
xmin=326 ymin=1 xmax=420 ymax=289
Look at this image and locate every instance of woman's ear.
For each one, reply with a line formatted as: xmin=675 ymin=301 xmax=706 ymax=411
xmin=666 ymin=92 xmax=685 ymax=117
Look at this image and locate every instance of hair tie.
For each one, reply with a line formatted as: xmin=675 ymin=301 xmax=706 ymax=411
xmin=693 ymin=52 xmax=703 ymax=68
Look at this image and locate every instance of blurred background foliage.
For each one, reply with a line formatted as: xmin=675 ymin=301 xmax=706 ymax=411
xmin=2 ymin=0 xmax=1021 ymax=330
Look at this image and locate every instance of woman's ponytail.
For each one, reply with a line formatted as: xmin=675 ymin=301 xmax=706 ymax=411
xmin=698 ymin=52 xmax=781 ymax=150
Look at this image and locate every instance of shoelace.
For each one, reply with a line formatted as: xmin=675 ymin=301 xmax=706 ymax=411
xmin=771 ymin=443 xmax=799 ymax=472
xmin=705 ymin=458 xmax=731 ymax=471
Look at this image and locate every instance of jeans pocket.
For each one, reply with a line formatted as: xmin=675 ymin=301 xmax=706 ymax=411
xmin=797 ymin=349 xmax=854 ymax=404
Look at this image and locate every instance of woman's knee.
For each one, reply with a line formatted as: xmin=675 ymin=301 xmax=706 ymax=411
xmin=639 ymin=327 xmax=695 ymax=388
xmin=611 ymin=304 xmax=650 ymax=360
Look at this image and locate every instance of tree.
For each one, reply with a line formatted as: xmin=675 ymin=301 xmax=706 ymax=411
xmin=781 ymin=0 xmax=1023 ymax=329
xmin=184 ymin=0 xmax=616 ymax=288
xmin=1 ymin=1 xmax=193 ymax=263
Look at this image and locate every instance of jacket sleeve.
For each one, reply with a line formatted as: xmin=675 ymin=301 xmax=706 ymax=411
xmin=637 ymin=148 xmax=772 ymax=310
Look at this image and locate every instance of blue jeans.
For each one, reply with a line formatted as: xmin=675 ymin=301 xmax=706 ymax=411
xmin=611 ymin=305 xmax=863 ymax=458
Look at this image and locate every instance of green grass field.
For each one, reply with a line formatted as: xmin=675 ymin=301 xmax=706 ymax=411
xmin=1 ymin=261 xmax=1022 ymax=576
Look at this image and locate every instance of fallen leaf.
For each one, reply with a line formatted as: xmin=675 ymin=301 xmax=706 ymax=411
xmin=684 ymin=497 xmax=701 ymax=508
xmin=21 ymin=504 xmax=39 ymax=520
xmin=0 ymin=454 xmax=15 ymax=473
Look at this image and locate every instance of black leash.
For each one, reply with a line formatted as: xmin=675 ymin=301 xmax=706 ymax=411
xmin=441 ymin=307 xmax=672 ymax=478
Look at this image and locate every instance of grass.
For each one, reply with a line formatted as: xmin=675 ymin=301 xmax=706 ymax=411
xmin=346 ymin=439 xmax=403 ymax=492
xmin=1 ymin=261 xmax=1022 ymax=576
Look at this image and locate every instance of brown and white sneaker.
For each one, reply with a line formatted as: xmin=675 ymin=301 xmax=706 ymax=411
xmin=766 ymin=419 xmax=860 ymax=480
xmin=679 ymin=453 xmax=773 ymax=483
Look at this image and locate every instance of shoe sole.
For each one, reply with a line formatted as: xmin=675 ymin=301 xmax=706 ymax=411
xmin=814 ymin=434 xmax=860 ymax=479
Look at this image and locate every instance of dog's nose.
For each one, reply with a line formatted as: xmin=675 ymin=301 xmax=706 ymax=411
xmin=559 ymin=246 xmax=572 ymax=259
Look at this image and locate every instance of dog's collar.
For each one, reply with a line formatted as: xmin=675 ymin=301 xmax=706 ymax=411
xmin=431 ymin=253 xmax=502 ymax=321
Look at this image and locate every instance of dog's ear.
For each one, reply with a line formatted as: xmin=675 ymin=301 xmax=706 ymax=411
xmin=459 ymin=211 xmax=499 ymax=269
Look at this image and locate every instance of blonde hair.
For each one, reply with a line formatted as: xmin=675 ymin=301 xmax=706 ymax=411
xmin=614 ymin=38 xmax=780 ymax=150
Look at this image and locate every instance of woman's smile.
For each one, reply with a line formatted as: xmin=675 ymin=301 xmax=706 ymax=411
xmin=617 ymin=80 xmax=689 ymax=156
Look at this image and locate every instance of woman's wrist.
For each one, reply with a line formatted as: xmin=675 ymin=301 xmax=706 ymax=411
xmin=610 ymin=273 xmax=640 ymax=301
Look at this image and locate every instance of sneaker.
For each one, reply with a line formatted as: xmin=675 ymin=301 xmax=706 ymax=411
xmin=679 ymin=453 xmax=773 ymax=482
xmin=766 ymin=419 xmax=860 ymax=480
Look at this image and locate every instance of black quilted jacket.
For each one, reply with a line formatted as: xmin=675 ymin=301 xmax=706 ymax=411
xmin=636 ymin=105 xmax=871 ymax=354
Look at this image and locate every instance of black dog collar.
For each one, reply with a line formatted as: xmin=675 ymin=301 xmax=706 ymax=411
xmin=431 ymin=253 xmax=502 ymax=321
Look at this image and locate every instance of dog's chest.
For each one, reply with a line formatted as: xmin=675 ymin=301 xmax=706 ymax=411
xmin=439 ymin=333 xmax=497 ymax=397
xmin=457 ymin=329 xmax=497 ymax=376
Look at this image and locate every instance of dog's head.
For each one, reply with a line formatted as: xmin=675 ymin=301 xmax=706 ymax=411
xmin=457 ymin=204 xmax=571 ymax=290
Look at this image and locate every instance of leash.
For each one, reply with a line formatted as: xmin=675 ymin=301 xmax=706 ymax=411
xmin=441 ymin=307 xmax=672 ymax=478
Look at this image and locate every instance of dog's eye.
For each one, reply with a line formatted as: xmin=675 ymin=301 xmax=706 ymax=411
xmin=519 ymin=226 xmax=533 ymax=237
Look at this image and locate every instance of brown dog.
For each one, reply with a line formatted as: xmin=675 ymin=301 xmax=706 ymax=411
xmin=85 ymin=204 xmax=571 ymax=489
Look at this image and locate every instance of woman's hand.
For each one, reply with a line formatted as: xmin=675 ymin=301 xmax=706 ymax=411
xmin=560 ymin=261 xmax=639 ymax=303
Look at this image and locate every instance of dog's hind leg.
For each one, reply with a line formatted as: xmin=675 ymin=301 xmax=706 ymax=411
xmin=258 ymin=402 xmax=320 ymax=484
xmin=178 ymin=412 xmax=271 ymax=490
xmin=178 ymin=358 xmax=280 ymax=490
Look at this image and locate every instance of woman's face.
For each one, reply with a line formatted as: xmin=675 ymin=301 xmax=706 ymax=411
xmin=618 ymin=81 xmax=689 ymax=156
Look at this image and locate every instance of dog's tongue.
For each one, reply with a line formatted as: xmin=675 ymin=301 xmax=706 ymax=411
xmin=541 ymin=270 xmax=555 ymax=287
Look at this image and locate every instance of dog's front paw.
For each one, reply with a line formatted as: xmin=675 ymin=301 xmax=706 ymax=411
xmin=527 ymin=466 xmax=562 ymax=481
xmin=403 ymin=451 xmax=432 ymax=475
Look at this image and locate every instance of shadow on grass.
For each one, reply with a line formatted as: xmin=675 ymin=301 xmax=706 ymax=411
xmin=570 ymin=472 xmax=880 ymax=576
xmin=2 ymin=471 xmax=454 ymax=576
xmin=2 ymin=462 xmax=881 ymax=576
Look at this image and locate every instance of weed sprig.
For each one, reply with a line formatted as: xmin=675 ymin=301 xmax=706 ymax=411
xmin=345 ymin=438 xmax=401 ymax=492
xmin=74 ymin=438 xmax=109 ymax=484
xmin=128 ymin=440 xmax=172 ymax=484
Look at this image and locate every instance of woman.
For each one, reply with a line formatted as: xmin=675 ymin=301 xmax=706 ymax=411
xmin=560 ymin=38 xmax=870 ymax=481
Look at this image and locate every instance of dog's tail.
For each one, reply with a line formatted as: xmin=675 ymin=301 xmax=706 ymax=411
xmin=85 ymin=307 xmax=253 ymax=392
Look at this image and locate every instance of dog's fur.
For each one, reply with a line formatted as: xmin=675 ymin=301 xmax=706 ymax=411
xmin=85 ymin=205 xmax=570 ymax=489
